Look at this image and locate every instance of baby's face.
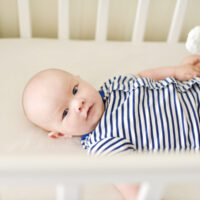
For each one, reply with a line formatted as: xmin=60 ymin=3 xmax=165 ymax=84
xmin=23 ymin=69 xmax=104 ymax=137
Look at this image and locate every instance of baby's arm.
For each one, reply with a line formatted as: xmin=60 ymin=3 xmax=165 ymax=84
xmin=137 ymin=55 xmax=200 ymax=81
xmin=137 ymin=66 xmax=176 ymax=81
xmin=115 ymin=183 xmax=140 ymax=200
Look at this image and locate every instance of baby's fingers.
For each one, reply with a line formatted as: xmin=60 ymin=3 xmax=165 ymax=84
xmin=194 ymin=64 xmax=200 ymax=72
xmin=181 ymin=71 xmax=199 ymax=81
xmin=189 ymin=71 xmax=200 ymax=79
xmin=186 ymin=73 xmax=196 ymax=80
xmin=193 ymin=58 xmax=200 ymax=65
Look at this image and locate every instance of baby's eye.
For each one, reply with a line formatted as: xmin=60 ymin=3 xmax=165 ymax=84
xmin=72 ymin=85 xmax=78 ymax=95
xmin=62 ymin=108 xmax=69 ymax=119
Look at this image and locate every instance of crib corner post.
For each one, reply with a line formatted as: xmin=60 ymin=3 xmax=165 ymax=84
xmin=137 ymin=182 xmax=165 ymax=200
xmin=56 ymin=183 xmax=81 ymax=200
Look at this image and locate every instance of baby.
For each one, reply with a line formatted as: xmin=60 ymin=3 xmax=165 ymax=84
xmin=22 ymin=55 xmax=200 ymax=200
xmin=23 ymin=55 xmax=200 ymax=153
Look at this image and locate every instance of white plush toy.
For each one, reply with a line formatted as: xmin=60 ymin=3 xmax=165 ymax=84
xmin=186 ymin=26 xmax=200 ymax=54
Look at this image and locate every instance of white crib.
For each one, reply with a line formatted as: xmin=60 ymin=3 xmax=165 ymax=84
xmin=1 ymin=0 xmax=200 ymax=200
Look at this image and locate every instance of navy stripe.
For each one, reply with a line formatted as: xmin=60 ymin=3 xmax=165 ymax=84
xmin=127 ymin=82 xmax=133 ymax=142
xmin=111 ymin=147 xmax=135 ymax=155
xmin=127 ymin=92 xmax=132 ymax=142
xmin=173 ymin=87 xmax=181 ymax=149
xmin=138 ymin=87 xmax=144 ymax=150
xmin=142 ymin=86 xmax=149 ymax=150
xmin=152 ymin=90 xmax=160 ymax=150
xmin=98 ymin=116 xmax=102 ymax=141
xmin=147 ymin=88 xmax=154 ymax=149
xmin=133 ymin=90 xmax=138 ymax=149
xmin=157 ymin=89 xmax=166 ymax=150
xmin=117 ymin=76 xmax=122 ymax=89
xmin=121 ymin=92 xmax=126 ymax=138
xmin=106 ymin=141 xmax=133 ymax=154
xmin=104 ymin=82 xmax=108 ymax=90
xmin=167 ymin=86 xmax=176 ymax=150
xmin=107 ymin=144 xmax=135 ymax=155
xmin=122 ymin=76 xmax=127 ymax=90
xmin=104 ymin=105 xmax=108 ymax=138
xmin=110 ymin=91 xmax=116 ymax=137
xmin=179 ymin=101 xmax=187 ymax=149
xmin=163 ymin=87 xmax=171 ymax=150
xmin=95 ymin=138 xmax=124 ymax=153
xmin=192 ymin=85 xmax=200 ymax=123
xmin=116 ymin=91 xmax=121 ymax=137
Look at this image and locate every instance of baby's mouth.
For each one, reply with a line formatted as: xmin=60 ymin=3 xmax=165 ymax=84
xmin=86 ymin=105 xmax=93 ymax=119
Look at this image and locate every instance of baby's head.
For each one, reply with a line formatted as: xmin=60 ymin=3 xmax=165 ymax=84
xmin=22 ymin=69 xmax=104 ymax=138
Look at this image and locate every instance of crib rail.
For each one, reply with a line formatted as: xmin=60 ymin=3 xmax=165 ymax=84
xmin=1 ymin=153 xmax=200 ymax=184
xmin=1 ymin=153 xmax=200 ymax=200
xmin=17 ymin=0 xmax=189 ymax=42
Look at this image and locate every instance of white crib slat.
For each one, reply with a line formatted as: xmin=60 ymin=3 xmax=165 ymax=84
xmin=132 ymin=0 xmax=150 ymax=43
xmin=95 ymin=0 xmax=110 ymax=42
xmin=56 ymin=184 xmax=81 ymax=200
xmin=167 ymin=0 xmax=188 ymax=43
xmin=138 ymin=182 xmax=165 ymax=200
xmin=58 ymin=0 xmax=70 ymax=39
xmin=17 ymin=0 xmax=32 ymax=38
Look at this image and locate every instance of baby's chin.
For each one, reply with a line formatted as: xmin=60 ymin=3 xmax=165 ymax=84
xmin=76 ymin=128 xmax=95 ymax=136
xmin=74 ymin=125 xmax=97 ymax=136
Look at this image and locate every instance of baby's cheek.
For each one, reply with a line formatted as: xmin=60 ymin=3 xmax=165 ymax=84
xmin=64 ymin=119 xmax=83 ymax=132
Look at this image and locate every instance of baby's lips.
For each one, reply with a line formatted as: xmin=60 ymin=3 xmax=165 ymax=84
xmin=58 ymin=133 xmax=64 ymax=136
xmin=50 ymin=135 xmax=57 ymax=139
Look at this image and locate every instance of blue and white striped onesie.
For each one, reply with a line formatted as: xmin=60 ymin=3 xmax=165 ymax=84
xmin=81 ymin=74 xmax=200 ymax=156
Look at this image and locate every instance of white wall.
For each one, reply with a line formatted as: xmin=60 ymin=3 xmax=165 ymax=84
xmin=0 ymin=0 xmax=200 ymax=41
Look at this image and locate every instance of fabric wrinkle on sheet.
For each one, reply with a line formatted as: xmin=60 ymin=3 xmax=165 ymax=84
xmin=81 ymin=74 xmax=200 ymax=156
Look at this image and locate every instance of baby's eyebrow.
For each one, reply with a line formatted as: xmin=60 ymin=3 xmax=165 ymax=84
xmin=69 ymin=79 xmax=78 ymax=92
xmin=66 ymin=78 xmax=74 ymax=94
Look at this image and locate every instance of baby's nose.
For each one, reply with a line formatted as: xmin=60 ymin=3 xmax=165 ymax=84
xmin=75 ymin=98 xmax=85 ymax=112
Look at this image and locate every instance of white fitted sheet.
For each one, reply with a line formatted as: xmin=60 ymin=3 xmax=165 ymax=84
xmin=0 ymin=38 xmax=189 ymax=154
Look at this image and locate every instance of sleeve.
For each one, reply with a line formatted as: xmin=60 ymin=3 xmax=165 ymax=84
xmin=86 ymin=137 xmax=136 ymax=157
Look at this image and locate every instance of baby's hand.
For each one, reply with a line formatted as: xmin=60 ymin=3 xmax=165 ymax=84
xmin=175 ymin=56 xmax=200 ymax=81
xmin=175 ymin=64 xmax=200 ymax=81
xmin=180 ymin=55 xmax=200 ymax=66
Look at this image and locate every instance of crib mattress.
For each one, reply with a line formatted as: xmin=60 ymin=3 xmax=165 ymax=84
xmin=0 ymin=38 xmax=190 ymax=154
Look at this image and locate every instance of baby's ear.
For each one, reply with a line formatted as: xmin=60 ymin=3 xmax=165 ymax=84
xmin=48 ymin=131 xmax=72 ymax=139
